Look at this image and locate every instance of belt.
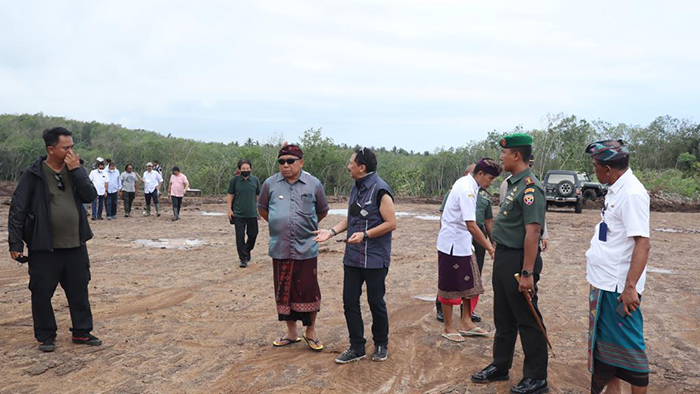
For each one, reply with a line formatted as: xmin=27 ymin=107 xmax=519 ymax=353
xmin=496 ymin=244 xmax=523 ymax=251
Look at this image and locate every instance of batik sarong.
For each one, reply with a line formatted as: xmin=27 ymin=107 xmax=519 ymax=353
xmin=273 ymin=257 xmax=321 ymax=326
xmin=588 ymin=286 xmax=649 ymax=390
xmin=437 ymin=250 xmax=483 ymax=305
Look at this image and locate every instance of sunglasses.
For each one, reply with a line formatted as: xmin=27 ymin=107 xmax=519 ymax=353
xmin=53 ymin=173 xmax=65 ymax=191
xmin=278 ymin=158 xmax=300 ymax=165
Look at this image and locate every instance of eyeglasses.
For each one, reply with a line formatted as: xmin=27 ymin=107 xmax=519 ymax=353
xmin=278 ymin=158 xmax=300 ymax=165
xmin=53 ymin=173 xmax=65 ymax=191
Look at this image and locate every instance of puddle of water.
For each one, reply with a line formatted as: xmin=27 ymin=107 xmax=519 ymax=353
xmin=647 ymin=266 xmax=673 ymax=274
xmin=654 ymin=228 xmax=700 ymax=234
xmin=412 ymin=295 xmax=437 ymax=302
xmin=133 ymin=238 xmax=205 ymax=250
xmin=415 ymin=215 xmax=440 ymax=221
xmin=328 ymin=209 xmax=347 ymax=216
xmin=202 ymin=211 xmax=225 ymax=216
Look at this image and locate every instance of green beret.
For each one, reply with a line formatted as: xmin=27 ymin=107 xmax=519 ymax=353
xmin=499 ymin=133 xmax=533 ymax=148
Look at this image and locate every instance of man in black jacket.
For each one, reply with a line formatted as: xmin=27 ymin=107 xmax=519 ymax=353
xmin=8 ymin=127 xmax=102 ymax=352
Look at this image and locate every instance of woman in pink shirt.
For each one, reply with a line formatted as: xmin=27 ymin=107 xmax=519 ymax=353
xmin=168 ymin=166 xmax=189 ymax=221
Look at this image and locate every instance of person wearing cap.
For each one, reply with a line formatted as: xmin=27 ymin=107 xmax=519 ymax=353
xmin=105 ymin=161 xmax=121 ymax=220
xmin=142 ymin=162 xmax=163 ymax=217
xmin=435 ymin=158 xmax=499 ymax=343
xmin=167 ymin=166 xmax=189 ymax=221
xmin=435 ymin=163 xmax=495 ymax=324
xmin=313 ymin=147 xmax=397 ymax=364
xmin=472 ymin=133 xmax=549 ymax=394
xmin=88 ymin=161 xmax=108 ymax=220
xmin=257 ymin=143 xmax=329 ymax=352
xmin=584 ymin=140 xmax=651 ymax=394
xmin=500 ymin=158 xmax=549 ymax=252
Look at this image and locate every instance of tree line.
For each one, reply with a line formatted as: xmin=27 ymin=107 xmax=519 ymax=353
xmin=1 ymin=113 xmax=698 ymax=197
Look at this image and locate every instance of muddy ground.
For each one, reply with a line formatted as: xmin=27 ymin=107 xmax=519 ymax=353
xmin=1 ymin=197 xmax=699 ymax=393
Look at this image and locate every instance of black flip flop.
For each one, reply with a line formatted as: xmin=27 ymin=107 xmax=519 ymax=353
xmin=302 ymin=334 xmax=324 ymax=352
xmin=273 ymin=337 xmax=301 ymax=347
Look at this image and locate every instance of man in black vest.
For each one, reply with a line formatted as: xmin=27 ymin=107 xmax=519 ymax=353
xmin=8 ymin=127 xmax=102 ymax=352
xmin=314 ymin=148 xmax=397 ymax=363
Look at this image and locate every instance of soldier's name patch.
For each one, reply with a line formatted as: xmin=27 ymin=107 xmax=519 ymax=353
xmin=524 ymin=176 xmax=534 ymax=186
xmin=523 ymin=194 xmax=535 ymax=205
xmin=524 ymin=188 xmax=536 ymax=194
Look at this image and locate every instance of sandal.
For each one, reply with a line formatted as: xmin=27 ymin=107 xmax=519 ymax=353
xmin=459 ymin=327 xmax=491 ymax=337
xmin=273 ymin=337 xmax=301 ymax=347
xmin=441 ymin=333 xmax=465 ymax=342
xmin=302 ymin=334 xmax=324 ymax=352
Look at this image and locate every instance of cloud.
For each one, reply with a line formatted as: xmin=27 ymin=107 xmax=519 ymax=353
xmin=1 ymin=0 xmax=698 ymax=150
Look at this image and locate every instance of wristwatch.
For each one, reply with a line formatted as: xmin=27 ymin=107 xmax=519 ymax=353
xmin=521 ymin=269 xmax=532 ymax=278
xmin=363 ymin=230 xmax=370 ymax=239
xmin=330 ymin=228 xmax=337 ymax=236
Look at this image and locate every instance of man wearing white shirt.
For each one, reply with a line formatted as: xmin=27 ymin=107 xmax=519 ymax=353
xmin=436 ymin=158 xmax=500 ymax=342
xmin=584 ymin=140 xmax=651 ymax=394
xmin=88 ymin=162 xmax=108 ymax=220
xmin=142 ymin=162 xmax=163 ymax=217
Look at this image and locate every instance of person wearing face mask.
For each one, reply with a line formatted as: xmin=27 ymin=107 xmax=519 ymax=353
xmin=105 ymin=161 xmax=121 ymax=220
xmin=227 ymin=159 xmax=261 ymax=268
xmin=88 ymin=160 xmax=108 ymax=220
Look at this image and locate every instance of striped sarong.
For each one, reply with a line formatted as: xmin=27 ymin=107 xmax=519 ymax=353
xmin=588 ymin=286 xmax=649 ymax=373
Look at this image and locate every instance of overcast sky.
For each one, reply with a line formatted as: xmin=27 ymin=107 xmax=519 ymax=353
xmin=1 ymin=1 xmax=698 ymax=151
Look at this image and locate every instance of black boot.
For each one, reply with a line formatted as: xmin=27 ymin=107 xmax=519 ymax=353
xmin=471 ymin=364 xmax=510 ymax=383
xmin=510 ymin=378 xmax=548 ymax=394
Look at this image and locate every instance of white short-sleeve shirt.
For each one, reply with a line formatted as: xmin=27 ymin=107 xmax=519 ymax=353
xmin=585 ymin=169 xmax=650 ymax=294
xmin=89 ymin=169 xmax=108 ymax=195
xmin=143 ymin=170 xmax=163 ymax=194
xmin=438 ymin=174 xmax=479 ymax=256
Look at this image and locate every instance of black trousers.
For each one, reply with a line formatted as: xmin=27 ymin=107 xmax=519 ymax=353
xmin=107 ymin=192 xmax=119 ymax=217
xmin=492 ymin=246 xmax=548 ymax=380
xmin=122 ymin=191 xmax=135 ymax=214
xmin=27 ymin=246 xmax=94 ymax=342
xmin=233 ymin=217 xmax=258 ymax=262
xmin=171 ymin=196 xmax=183 ymax=218
xmin=145 ymin=190 xmax=159 ymax=207
xmin=343 ymin=265 xmax=389 ymax=353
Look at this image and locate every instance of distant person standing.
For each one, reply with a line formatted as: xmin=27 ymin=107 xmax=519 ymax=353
xmin=584 ymin=140 xmax=651 ymax=394
xmin=142 ymin=162 xmax=163 ymax=217
xmin=227 ymin=159 xmax=261 ymax=268
xmin=8 ymin=127 xmax=102 ymax=352
xmin=119 ymin=164 xmax=141 ymax=217
xmin=258 ymin=144 xmax=329 ymax=352
xmin=88 ymin=161 xmax=108 ymax=220
xmin=168 ymin=166 xmax=189 ymax=221
xmin=106 ymin=161 xmax=121 ymax=220
xmin=152 ymin=160 xmax=162 ymax=174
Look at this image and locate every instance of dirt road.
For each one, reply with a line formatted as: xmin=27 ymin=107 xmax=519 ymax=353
xmin=1 ymin=201 xmax=699 ymax=393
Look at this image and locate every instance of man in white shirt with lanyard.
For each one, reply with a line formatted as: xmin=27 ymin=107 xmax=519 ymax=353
xmin=584 ymin=139 xmax=651 ymax=394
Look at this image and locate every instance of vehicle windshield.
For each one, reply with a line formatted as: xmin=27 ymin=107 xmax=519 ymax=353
xmin=546 ymin=174 xmax=576 ymax=184
xmin=578 ymin=173 xmax=590 ymax=182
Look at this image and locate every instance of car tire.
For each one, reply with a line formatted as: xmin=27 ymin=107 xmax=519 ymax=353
xmin=556 ymin=180 xmax=575 ymax=197
xmin=582 ymin=189 xmax=597 ymax=202
xmin=575 ymin=198 xmax=583 ymax=214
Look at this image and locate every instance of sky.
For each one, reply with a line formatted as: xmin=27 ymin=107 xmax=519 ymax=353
xmin=1 ymin=0 xmax=699 ymax=151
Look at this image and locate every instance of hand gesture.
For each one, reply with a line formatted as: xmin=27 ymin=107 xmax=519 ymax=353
xmin=518 ymin=275 xmax=535 ymax=298
xmin=618 ymin=287 xmax=640 ymax=317
xmin=64 ymin=152 xmax=81 ymax=171
xmin=312 ymin=229 xmax=333 ymax=243
xmin=346 ymin=232 xmax=364 ymax=244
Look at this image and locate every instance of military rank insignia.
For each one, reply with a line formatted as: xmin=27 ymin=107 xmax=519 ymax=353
xmin=525 ymin=176 xmax=534 ymax=186
xmin=524 ymin=194 xmax=535 ymax=205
